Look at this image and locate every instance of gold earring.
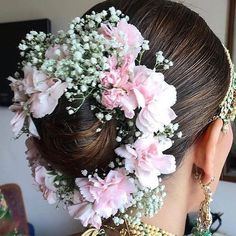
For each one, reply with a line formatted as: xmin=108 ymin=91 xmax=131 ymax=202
xmin=192 ymin=177 xmax=215 ymax=236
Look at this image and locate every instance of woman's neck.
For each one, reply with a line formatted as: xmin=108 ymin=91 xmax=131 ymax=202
xmin=141 ymin=157 xmax=194 ymax=236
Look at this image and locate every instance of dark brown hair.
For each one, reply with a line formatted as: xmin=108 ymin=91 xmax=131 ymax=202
xmin=34 ymin=0 xmax=230 ymax=177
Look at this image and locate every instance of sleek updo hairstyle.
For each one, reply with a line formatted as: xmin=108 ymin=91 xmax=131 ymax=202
xmin=33 ymin=0 xmax=230 ymax=177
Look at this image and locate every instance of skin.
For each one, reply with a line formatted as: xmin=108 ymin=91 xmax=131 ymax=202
xmin=142 ymin=118 xmax=233 ymax=235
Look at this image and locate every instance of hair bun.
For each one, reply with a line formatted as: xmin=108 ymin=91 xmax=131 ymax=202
xmin=35 ymin=98 xmax=118 ymax=177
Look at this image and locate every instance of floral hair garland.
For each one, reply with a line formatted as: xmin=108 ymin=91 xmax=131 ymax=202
xmin=9 ymin=7 xmax=182 ymax=229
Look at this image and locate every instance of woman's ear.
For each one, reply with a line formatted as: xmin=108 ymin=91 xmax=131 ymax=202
xmin=193 ymin=119 xmax=223 ymax=184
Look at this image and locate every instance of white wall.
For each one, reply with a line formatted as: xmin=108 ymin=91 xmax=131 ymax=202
xmin=0 ymin=0 xmax=235 ymax=236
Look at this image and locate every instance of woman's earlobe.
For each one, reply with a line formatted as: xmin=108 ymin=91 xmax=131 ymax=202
xmin=193 ymin=118 xmax=223 ymax=184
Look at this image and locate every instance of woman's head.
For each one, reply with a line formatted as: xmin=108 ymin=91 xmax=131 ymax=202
xmin=34 ymin=0 xmax=231 ymax=179
xmin=8 ymin=0 xmax=235 ymax=233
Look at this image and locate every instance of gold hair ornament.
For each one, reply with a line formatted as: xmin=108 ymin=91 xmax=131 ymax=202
xmin=214 ymin=46 xmax=236 ymax=132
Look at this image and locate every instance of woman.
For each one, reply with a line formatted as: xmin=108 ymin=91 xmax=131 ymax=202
xmin=9 ymin=0 xmax=235 ymax=235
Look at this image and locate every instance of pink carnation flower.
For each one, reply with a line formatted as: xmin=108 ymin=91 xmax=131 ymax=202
xmin=25 ymin=137 xmax=41 ymax=174
xmin=34 ymin=166 xmax=57 ymax=204
xmin=100 ymin=19 xmax=144 ymax=57
xmin=8 ymin=77 xmax=27 ymax=102
xmin=115 ymin=137 xmax=176 ymax=189
xmin=22 ymin=65 xmax=49 ymax=94
xmin=101 ymin=55 xmax=134 ymax=88
xmin=9 ymin=107 xmax=25 ymax=137
xmin=101 ymin=88 xmax=125 ymax=110
xmin=75 ymin=168 xmax=136 ymax=219
xmin=9 ymin=104 xmax=38 ymax=137
xmin=136 ymin=101 xmax=177 ymax=134
xmin=101 ymin=88 xmax=137 ymax=119
xmin=45 ymin=44 xmax=69 ymax=60
xmin=132 ymin=68 xmax=177 ymax=133
xmin=30 ymin=79 xmax=67 ymax=118
xmin=68 ymin=191 xmax=102 ymax=229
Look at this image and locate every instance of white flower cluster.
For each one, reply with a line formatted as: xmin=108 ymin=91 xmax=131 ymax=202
xmin=19 ymin=31 xmax=51 ymax=67
xmin=113 ymin=178 xmax=167 ymax=226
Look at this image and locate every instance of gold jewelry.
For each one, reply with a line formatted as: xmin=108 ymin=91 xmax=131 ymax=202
xmin=119 ymin=221 xmax=176 ymax=236
xmin=81 ymin=228 xmax=106 ymax=236
xmin=217 ymin=46 xmax=236 ymax=131
xmin=82 ymin=221 xmax=176 ymax=236
xmin=192 ymin=177 xmax=215 ymax=236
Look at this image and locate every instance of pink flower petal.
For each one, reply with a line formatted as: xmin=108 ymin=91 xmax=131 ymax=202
xmin=68 ymin=202 xmax=102 ymax=229
xmin=45 ymin=44 xmax=69 ymax=60
xmin=28 ymin=118 xmax=39 ymax=137
xmin=117 ymin=137 xmax=176 ymax=189
xmin=30 ymin=80 xmax=67 ymax=118
xmin=10 ymin=110 xmax=26 ymax=137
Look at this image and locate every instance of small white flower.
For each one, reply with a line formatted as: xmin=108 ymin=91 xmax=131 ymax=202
xmin=68 ymin=109 xmax=74 ymax=115
xmin=35 ymin=45 xmax=40 ymax=51
xmin=94 ymin=16 xmax=102 ymax=23
xmin=173 ymin=123 xmax=179 ymax=131
xmin=80 ymin=85 xmax=88 ymax=92
xmin=84 ymin=43 xmax=90 ymax=50
xmin=89 ymin=21 xmax=96 ymax=28
xmin=90 ymin=105 xmax=96 ymax=110
xmin=116 ymin=136 xmax=122 ymax=142
xmin=32 ymin=57 xmax=38 ymax=64
xmin=68 ymin=29 xmax=74 ymax=35
xmin=30 ymin=31 xmax=38 ymax=35
xmin=156 ymin=54 xmax=165 ymax=63
xmin=177 ymin=131 xmax=183 ymax=138
xmin=108 ymin=161 xmax=115 ymax=168
xmin=26 ymin=33 xmax=34 ymax=41
xmin=18 ymin=43 xmax=28 ymax=51
xmin=95 ymin=94 xmax=101 ymax=102
xmin=74 ymin=51 xmax=82 ymax=61
xmin=105 ymin=114 xmax=112 ymax=121
xmin=103 ymin=63 xmax=109 ymax=70
xmin=75 ymin=64 xmax=83 ymax=74
xmin=116 ymin=10 xmax=122 ymax=16
xmin=83 ymin=36 xmax=90 ymax=42
xmin=90 ymin=57 xmax=97 ymax=65
xmin=81 ymin=169 xmax=88 ymax=176
xmin=163 ymin=64 xmax=170 ymax=70
xmin=96 ymin=128 xmax=102 ymax=133
xmin=96 ymin=112 xmax=104 ymax=120
xmin=74 ymin=17 xmax=81 ymax=23
xmin=142 ymin=43 xmax=150 ymax=50
xmin=109 ymin=7 xmax=116 ymax=15
xmin=169 ymin=61 xmax=174 ymax=67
